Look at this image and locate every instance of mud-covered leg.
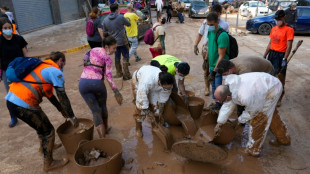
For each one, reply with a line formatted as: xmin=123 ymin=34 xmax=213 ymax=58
xmin=246 ymin=113 xmax=270 ymax=157
xmin=202 ymin=44 xmax=210 ymax=96
xmin=269 ymin=109 xmax=291 ymax=145
xmin=134 ymin=107 xmax=144 ymax=138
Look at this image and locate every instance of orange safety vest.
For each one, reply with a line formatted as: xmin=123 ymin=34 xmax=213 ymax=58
xmin=8 ymin=59 xmax=61 ymax=109
xmin=0 ymin=24 xmax=17 ymax=35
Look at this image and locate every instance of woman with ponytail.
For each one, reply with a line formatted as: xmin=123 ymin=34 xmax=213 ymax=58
xmin=131 ymin=65 xmax=174 ymax=138
xmin=79 ymin=33 xmax=123 ymax=138
xmin=86 ymin=7 xmax=104 ymax=48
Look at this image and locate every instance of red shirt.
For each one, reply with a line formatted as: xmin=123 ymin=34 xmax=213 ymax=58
xmin=269 ymin=25 xmax=294 ymax=53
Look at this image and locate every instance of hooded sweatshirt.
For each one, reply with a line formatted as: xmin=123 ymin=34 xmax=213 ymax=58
xmin=102 ymin=12 xmax=131 ymax=46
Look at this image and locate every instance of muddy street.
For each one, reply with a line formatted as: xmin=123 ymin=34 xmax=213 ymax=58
xmin=0 ymin=9 xmax=310 ymax=174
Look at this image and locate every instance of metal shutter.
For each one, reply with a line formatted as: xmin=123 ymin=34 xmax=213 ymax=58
xmin=58 ymin=0 xmax=79 ymax=22
xmin=12 ymin=0 xmax=53 ymax=32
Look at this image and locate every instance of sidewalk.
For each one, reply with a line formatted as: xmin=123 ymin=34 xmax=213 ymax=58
xmin=23 ymin=18 xmax=88 ymax=57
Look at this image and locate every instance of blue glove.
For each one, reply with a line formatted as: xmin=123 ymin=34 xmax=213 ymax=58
xmin=281 ymin=58 xmax=287 ymax=67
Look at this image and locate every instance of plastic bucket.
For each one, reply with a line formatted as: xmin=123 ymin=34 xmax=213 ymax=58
xmin=74 ymin=139 xmax=123 ymax=174
xmin=163 ymin=98 xmax=181 ymax=125
xmin=188 ymin=97 xmax=205 ymax=119
xmin=56 ymin=118 xmax=94 ymax=154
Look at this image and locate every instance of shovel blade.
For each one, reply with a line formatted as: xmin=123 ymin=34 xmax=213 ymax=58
xmin=153 ymin=125 xmax=174 ymax=150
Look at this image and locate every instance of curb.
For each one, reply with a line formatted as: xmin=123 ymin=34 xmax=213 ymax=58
xmin=34 ymin=44 xmax=90 ymax=58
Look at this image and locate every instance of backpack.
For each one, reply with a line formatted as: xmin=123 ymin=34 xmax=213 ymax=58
xmin=215 ymin=28 xmax=238 ymax=59
xmin=86 ymin=17 xmax=95 ymax=36
xmin=83 ymin=50 xmax=105 ymax=69
xmin=144 ymin=25 xmax=160 ymax=45
xmin=6 ymin=57 xmax=48 ymax=84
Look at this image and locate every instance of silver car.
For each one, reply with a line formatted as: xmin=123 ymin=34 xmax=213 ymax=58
xmin=189 ymin=1 xmax=209 ymax=18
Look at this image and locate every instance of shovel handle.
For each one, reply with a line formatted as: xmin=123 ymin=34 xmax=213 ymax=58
xmin=287 ymin=40 xmax=303 ymax=64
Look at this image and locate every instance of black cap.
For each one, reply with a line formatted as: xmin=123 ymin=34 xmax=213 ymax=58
xmin=275 ymin=10 xmax=285 ymax=20
xmin=175 ymin=62 xmax=190 ymax=76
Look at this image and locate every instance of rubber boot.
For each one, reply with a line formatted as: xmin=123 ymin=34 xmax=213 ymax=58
xmin=204 ymin=78 xmax=210 ymax=96
xmin=136 ymin=121 xmax=143 ymax=138
xmin=103 ymin=119 xmax=111 ymax=134
xmin=38 ymin=135 xmax=62 ymax=153
xmin=113 ymin=61 xmax=123 ymax=78
xmin=123 ymin=62 xmax=132 ymax=81
xmin=9 ymin=115 xmax=18 ymax=128
xmin=96 ymin=124 xmax=105 ymax=138
xmin=43 ymin=131 xmax=69 ymax=172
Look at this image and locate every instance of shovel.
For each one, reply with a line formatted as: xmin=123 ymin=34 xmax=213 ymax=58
xmin=148 ymin=112 xmax=174 ymax=150
xmin=276 ymin=40 xmax=303 ymax=85
xmin=170 ymin=93 xmax=198 ymax=137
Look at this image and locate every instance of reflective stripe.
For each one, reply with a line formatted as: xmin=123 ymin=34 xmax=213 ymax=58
xmin=20 ymin=82 xmax=40 ymax=101
xmin=30 ymin=71 xmax=45 ymax=96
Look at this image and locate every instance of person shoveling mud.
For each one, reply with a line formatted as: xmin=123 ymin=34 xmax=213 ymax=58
xmin=78 ymin=148 xmax=110 ymax=166
xmin=214 ymin=73 xmax=291 ymax=157
xmin=132 ymin=65 xmax=174 ymax=149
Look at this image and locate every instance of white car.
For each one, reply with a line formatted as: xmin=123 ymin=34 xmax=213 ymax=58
xmin=239 ymin=1 xmax=272 ymax=18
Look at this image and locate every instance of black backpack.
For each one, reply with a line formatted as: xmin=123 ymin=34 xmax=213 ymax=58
xmin=215 ymin=28 xmax=238 ymax=59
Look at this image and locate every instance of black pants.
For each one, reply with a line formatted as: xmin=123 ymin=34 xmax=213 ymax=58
xmin=268 ymin=50 xmax=286 ymax=75
xmin=88 ymin=40 xmax=102 ymax=49
xmin=167 ymin=13 xmax=172 ymax=22
xmin=7 ymin=101 xmax=54 ymax=158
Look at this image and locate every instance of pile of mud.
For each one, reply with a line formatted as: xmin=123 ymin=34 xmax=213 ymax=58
xmin=78 ymin=148 xmax=110 ymax=166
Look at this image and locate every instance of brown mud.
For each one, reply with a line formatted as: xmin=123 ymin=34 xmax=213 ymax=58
xmin=269 ymin=109 xmax=291 ymax=145
xmin=188 ymin=96 xmax=205 ymax=119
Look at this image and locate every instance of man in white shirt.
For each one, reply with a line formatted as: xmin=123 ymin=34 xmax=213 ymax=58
xmin=155 ymin=0 xmax=164 ymax=17
xmin=193 ymin=4 xmax=229 ymax=96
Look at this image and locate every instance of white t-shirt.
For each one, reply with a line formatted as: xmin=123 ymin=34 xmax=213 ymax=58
xmin=198 ymin=19 xmax=229 ymax=45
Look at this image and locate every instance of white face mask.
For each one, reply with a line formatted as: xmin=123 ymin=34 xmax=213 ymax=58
xmin=276 ymin=20 xmax=283 ymax=26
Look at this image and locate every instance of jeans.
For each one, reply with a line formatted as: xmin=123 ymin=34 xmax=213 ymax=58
xmin=128 ymin=36 xmax=139 ymax=59
xmin=210 ymin=69 xmax=223 ymax=100
xmin=115 ymin=45 xmax=129 ymax=63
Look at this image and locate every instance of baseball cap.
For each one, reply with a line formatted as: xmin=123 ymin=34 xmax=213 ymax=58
xmin=275 ymin=10 xmax=285 ymax=20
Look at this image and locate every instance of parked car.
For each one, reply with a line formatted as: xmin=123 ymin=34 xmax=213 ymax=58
xmin=189 ymin=1 xmax=209 ymax=18
xmin=239 ymin=1 xmax=272 ymax=17
xmin=179 ymin=0 xmax=193 ymax=10
xmin=246 ymin=6 xmax=310 ymax=35
xmin=296 ymin=0 xmax=310 ymax=6
xmin=268 ymin=0 xmax=295 ymax=11
xmin=100 ymin=8 xmax=152 ymax=40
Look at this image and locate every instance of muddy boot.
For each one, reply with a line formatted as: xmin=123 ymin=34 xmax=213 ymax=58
xmin=43 ymin=131 xmax=69 ymax=172
xmin=113 ymin=61 xmax=123 ymax=78
xmin=38 ymin=135 xmax=62 ymax=153
xmin=103 ymin=119 xmax=111 ymax=134
xmin=96 ymin=124 xmax=106 ymax=138
xmin=204 ymin=79 xmax=210 ymax=96
xmin=136 ymin=121 xmax=143 ymax=138
xmin=123 ymin=62 xmax=132 ymax=80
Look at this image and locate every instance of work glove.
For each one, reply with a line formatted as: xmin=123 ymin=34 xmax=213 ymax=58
xmin=69 ymin=116 xmax=79 ymax=127
xmin=141 ymin=109 xmax=151 ymax=116
xmin=214 ymin=123 xmax=223 ymax=137
xmin=113 ymin=89 xmax=123 ymax=105
xmin=194 ymin=45 xmax=199 ymax=55
xmin=207 ymin=71 xmax=217 ymax=82
xmin=281 ymin=58 xmax=287 ymax=68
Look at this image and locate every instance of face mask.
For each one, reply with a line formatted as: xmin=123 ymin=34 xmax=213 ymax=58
xmin=208 ymin=26 xmax=215 ymax=32
xmin=276 ymin=20 xmax=283 ymax=26
xmin=161 ymin=17 xmax=166 ymax=24
xmin=2 ymin=29 xmax=12 ymax=36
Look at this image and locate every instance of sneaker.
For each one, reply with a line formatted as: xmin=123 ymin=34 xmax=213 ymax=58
xmin=135 ymin=56 xmax=142 ymax=62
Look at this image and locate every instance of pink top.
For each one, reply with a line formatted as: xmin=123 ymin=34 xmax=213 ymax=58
xmin=80 ymin=47 xmax=117 ymax=90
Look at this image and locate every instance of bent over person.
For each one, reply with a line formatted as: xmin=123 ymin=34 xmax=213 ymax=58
xmin=132 ymin=65 xmax=174 ymax=138
xmin=214 ymin=73 xmax=291 ymax=157
xmin=5 ymin=52 xmax=78 ymax=172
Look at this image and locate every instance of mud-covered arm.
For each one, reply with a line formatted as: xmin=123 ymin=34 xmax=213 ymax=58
xmin=47 ymin=95 xmax=62 ymax=112
xmin=178 ymin=77 xmax=186 ymax=96
xmin=217 ymin=100 xmax=237 ymax=124
xmin=55 ymin=87 xmax=75 ymax=119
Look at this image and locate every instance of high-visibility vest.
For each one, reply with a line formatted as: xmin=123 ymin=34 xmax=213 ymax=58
xmin=8 ymin=59 xmax=60 ymax=109
xmin=152 ymin=55 xmax=181 ymax=76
